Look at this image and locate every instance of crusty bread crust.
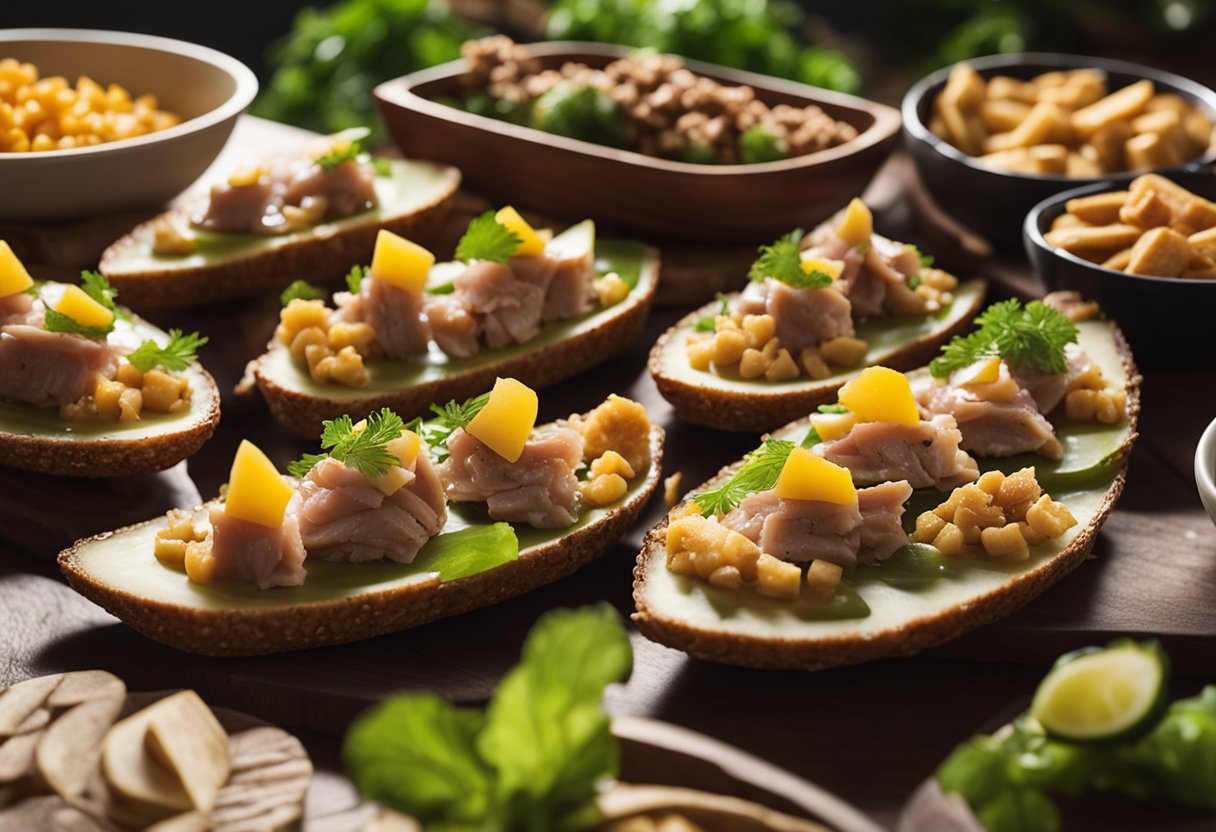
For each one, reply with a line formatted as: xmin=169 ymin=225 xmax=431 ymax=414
xmin=633 ymin=323 xmax=1141 ymax=670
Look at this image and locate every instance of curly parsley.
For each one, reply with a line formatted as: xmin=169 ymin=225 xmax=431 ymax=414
xmin=748 ymin=230 xmax=833 ymax=289
xmin=455 ymin=212 xmax=522 ymax=264
xmin=930 ymin=299 xmax=1078 ymax=380
xmin=289 ymin=408 xmax=407 ymax=479
xmin=694 ymin=438 xmax=795 ymax=517
xmin=127 ymin=329 xmax=208 ymax=372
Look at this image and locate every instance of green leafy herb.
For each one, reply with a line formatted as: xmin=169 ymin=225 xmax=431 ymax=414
xmin=695 ymin=438 xmax=794 ymax=516
xmin=1112 ymin=685 xmax=1216 ymax=808
xmin=739 ymin=124 xmax=788 ymax=164
xmin=416 ymin=392 xmax=492 ymax=461
xmin=344 ymin=603 xmax=631 ymax=828
xmin=280 ymin=280 xmax=327 ymax=305
xmin=80 ymin=271 xmax=123 ymax=318
xmin=42 ymin=309 xmax=112 ymax=340
xmin=127 ymin=329 xmax=208 ymax=372
xmin=313 ymin=126 xmax=373 ymax=170
xmin=747 ymin=230 xmax=832 ymax=289
xmin=345 ymin=265 xmax=369 ymax=293
xmin=817 ymin=403 xmax=849 ymax=414
xmin=929 ymin=299 xmax=1078 ymax=379
xmin=455 ymin=211 xmax=522 ymax=264
xmin=801 ymin=426 xmax=822 ymax=447
xmin=23 ymin=280 xmax=42 ymax=297
xmin=693 ymin=293 xmax=731 ymax=332
xmin=288 ymin=407 xmax=406 ymax=479
xmin=371 ymin=157 xmax=392 ymax=176
xmin=531 ymin=81 xmax=627 ymax=147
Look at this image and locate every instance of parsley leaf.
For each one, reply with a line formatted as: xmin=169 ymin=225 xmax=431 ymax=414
xmin=455 ymin=211 xmax=522 ymax=264
xmin=345 ymin=264 xmax=369 ymax=293
xmin=288 ymin=408 xmax=406 ymax=479
xmin=80 ymin=270 xmax=123 ymax=317
xmin=748 ymin=230 xmax=833 ymax=289
xmin=43 ymin=308 xmax=112 ymax=339
xmin=695 ymin=438 xmax=795 ymax=517
xmin=419 ymin=392 xmax=491 ymax=461
xmin=127 ymin=329 xmax=208 ymax=372
xmin=929 ymin=299 xmax=1078 ymax=379
xmin=280 ymin=280 xmax=327 ymax=305
xmin=693 ymin=293 xmax=731 ymax=332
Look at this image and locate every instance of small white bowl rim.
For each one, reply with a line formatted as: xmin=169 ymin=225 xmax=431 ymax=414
xmin=1196 ymin=416 xmax=1216 ymax=520
xmin=0 ymin=27 xmax=258 ymax=160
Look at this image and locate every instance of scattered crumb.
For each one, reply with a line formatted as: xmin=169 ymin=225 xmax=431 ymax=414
xmin=664 ymin=472 xmax=683 ymax=507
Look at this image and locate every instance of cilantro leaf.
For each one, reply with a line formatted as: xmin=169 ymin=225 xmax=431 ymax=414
xmin=126 ymin=329 xmax=208 ymax=372
xmin=693 ymin=293 xmax=731 ymax=332
xmin=280 ymin=280 xmax=327 ymax=305
xmin=345 ymin=265 xmax=369 ymax=293
xmin=43 ymin=308 xmax=112 ymax=339
xmin=289 ymin=408 xmax=406 ymax=479
xmin=455 ymin=211 xmax=522 ymax=264
xmin=929 ymin=299 xmax=1078 ymax=379
xmin=80 ymin=270 xmax=123 ymax=317
xmin=695 ymin=438 xmax=795 ymax=516
xmin=748 ymin=230 xmax=832 ymax=289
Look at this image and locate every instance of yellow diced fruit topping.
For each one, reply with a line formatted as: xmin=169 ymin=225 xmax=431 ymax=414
xmin=810 ymin=411 xmax=857 ymax=443
xmin=799 ymin=255 xmax=844 ymax=281
xmin=837 ymin=366 xmax=919 ymax=426
xmin=835 ymin=197 xmax=873 ymax=248
xmin=0 ymin=241 xmax=34 ymax=299
xmin=386 ymin=429 xmax=421 ymax=470
xmin=495 ymin=206 xmax=546 ymax=257
xmin=371 ymin=465 xmax=411 ymax=497
xmin=466 ymin=377 xmax=538 ymax=463
xmin=223 ymin=440 xmax=296 ymax=529
xmin=774 ymin=447 xmax=857 ymax=506
xmin=55 ymin=284 xmax=114 ymax=330
xmin=370 ymin=229 xmax=434 ymax=294
xmin=955 ymin=356 xmax=1003 ymax=387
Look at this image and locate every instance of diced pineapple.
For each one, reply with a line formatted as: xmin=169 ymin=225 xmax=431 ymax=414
xmin=386 ymin=429 xmax=421 ymax=470
xmin=495 ymin=206 xmax=546 ymax=257
xmin=55 ymin=284 xmax=114 ymax=330
xmin=835 ymin=198 xmax=873 ymax=248
xmin=954 ymin=357 xmax=1003 ymax=387
xmin=837 ymin=366 xmax=919 ymax=426
xmin=369 ymin=229 xmax=434 ymax=294
xmin=0 ymin=241 xmax=34 ymax=298
xmin=465 ymin=377 xmax=538 ymax=463
xmin=773 ymin=447 xmax=857 ymax=505
xmin=799 ymin=254 xmax=844 ymax=280
xmin=810 ymin=411 xmax=856 ymax=442
xmin=223 ymin=440 xmax=295 ymax=529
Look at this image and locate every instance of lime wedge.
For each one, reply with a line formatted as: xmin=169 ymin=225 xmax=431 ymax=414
xmin=1030 ymin=639 xmax=1169 ymax=744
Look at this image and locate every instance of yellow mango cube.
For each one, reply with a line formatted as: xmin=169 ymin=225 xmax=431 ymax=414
xmin=0 ymin=241 xmax=34 ymax=298
xmin=369 ymin=229 xmax=434 ymax=294
xmin=835 ymin=197 xmax=873 ymax=248
xmin=838 ymin=366 xmax=919 ymax=426
xmin=799 ymin=255 xmax=844 ymax=281
xmin=774 ymin=447 xmax=857 ymax=506
xmin=223 ymin=440 xmax=296 ymax=529
xmin=954 ymin=357 xmax=1002 ymax=387
xmin=55 ymin=284 xmax=114 ymax=330
xmin=371 ymin=465 xmax=411 ymax=497
xmin=810 ymin=411 xmax=857 ymax=442
xmin=466 ymin=377 xmax=538 ymax=463
xmin=386 ymin=429 xmax=421 ymax=469
xmin=495 ymin=206 xmax=546 ymax=257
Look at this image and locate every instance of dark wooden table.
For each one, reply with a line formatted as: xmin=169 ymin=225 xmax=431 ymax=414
xmin=3 ymin=117 xmax=1215 ymax=830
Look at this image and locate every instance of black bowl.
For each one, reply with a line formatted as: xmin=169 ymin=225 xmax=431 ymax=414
xmin=903 ymin=53 xmax=1216 ymax=248
xmin=1024 ymin=170 xmax=1216 ymax=363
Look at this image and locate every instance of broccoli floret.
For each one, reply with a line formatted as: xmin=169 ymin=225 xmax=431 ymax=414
xmin=739 ymin=125 xmax=789 ymax=164
xmin=530 ymin=81 xmax=626 ymax=147
xmin=682 ymin=143 xmax=717 ymax=164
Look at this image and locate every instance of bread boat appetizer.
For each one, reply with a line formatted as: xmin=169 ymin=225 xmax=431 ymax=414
xmin=0 ymin=246 xmax=218 ymax=477
xmin=650 ymin=197 xmax=986 ymax=432
xmin=99 ymin=128 xmax=461 ymax=307
xmin=634 ymin=296 xmax=1139 ymax=669
xmin=253 ymin=207 xmax=659 ymax=437
xmin=0 ymin=670 xmax=310 ymax=830
xmin=60 ymin=379 xmax=663 ymax=656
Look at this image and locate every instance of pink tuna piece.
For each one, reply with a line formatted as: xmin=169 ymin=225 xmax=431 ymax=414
xmin=0 ymin=324 xmax=119 ymax=407
xmin=206 ymin=504 xmax=306 ymax=589
xmin=734 ymin=278 xmax=855 ymax=354
xmin=455 ymin=260 xmax=547 ymax=350
xmin=438 ymin=426 xmax=584 ymax=528
xmin=819 ymin=414 xmax=979 ymax=490
xmin=918 ymin=368 xmax=1064 ymax=461
xmin=1009 ymin=345 xmax=1094 ymax=415
xmin=424 ymin=295 xmax=480 ymax=359
xmin=361 ymin=277 xmax=431 ymax=358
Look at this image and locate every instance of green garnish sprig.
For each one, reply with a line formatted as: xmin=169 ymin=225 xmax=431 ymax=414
xmin=693 ymin=293 xmax=731 ymax=332
xmin=127 ymin=330 xmax=208 ymax=373
xmin=748 ymin=229 xmax=834 ymax=289
xmin=930 ymin=299 xmax=1079 ymax=380
xmin=408 ymin=392 xmax=492 ymax=463
xmin=345 ymin=265 xmax=369 ymax=293
xmin=455 ymin=211 xmax=523 ymax=264
xmin=289 ymin=407 xmax=406 ymax=479
xmin=280 ymin=280 xmax=327 ymax=305
xmin=42 ymin=271 xmax=127 ymax=339
xmin=312 ymin=127 xmax=390 ymax=175
xmin=694 ymin=437 xmax=794 ymax=517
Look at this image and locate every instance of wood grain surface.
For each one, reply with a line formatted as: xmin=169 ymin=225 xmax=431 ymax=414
xmin=2 ymin=117 xmax=1214 ymax=829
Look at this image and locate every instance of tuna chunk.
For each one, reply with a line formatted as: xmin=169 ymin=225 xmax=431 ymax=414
xmin=296 ymin=454 xmax=447 ymax=563
xmin=735 ymin=277 xmax=855 ymax=353
xmin=455 ymin=260 xmax=547 ymax=351
xmin=722 ymin=481 xmax=912 ymax=568
xmin=282 ymin=159 xmax=377 ymax=219
xmin=424 ymin=295 xmax=480 ymax=358
xmin=0 ymin=324 xmax=119 ymax=407
xmin=0 ymin=292 xmax=35 ymax=326
xmin=1009 ymin=345 xmax=1093 ymax=415
xmin=207 ymin=504 xmax=306 ymax=589
xmin=537 ymin=243 xmax=597 ymax=321
xmin=835 ymin=234 xmax=920 ymax=319
xmin=438 ymin=426 xmax=584 ymax=528
xmin=819 ymin=414 xmax=979 ymax=490
xmin=918 ymin=364 xmax=1063 ymax=460
xmin=362 ymin=278 xmax=431 ymax=358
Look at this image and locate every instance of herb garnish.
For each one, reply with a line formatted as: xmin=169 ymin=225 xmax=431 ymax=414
xmin=42 ymin=271 xmax=127 ymax=338
xmin=906 ymin=245 xmax=933 ymax=291
xmin=127 ymin=330 xmax=208 ymax=373
xmin=280 ymin=280 xmax=327 ymax=305
xmin=288 ymin=407 xmax=406 ymax=479
xmin=80 ymin=271 xmax=124 ymax=317
xmin=695 ymin=438 xmax=795 ymax=516
xmin=345 ymin=264 xmax=369 ymax=293
xmin=693 ymin=293 xmax=731 ymax=332
xmin=929 ymin=299 xmax=1078 ymax=380
xmin=455 ymin=211 xmax=522 ymax=264
xmin=312 ymin=127 xmax=389 ymax=175
xmin=344 ymin=603 xmax=632 ymax=829
xmin=748 ymin=229 xmax=833 ymax=289
xmin=818 ymin=403 xmax=849 ymax=414
xmin=407 ymin=392 xmax=492 ymax=462
xmin=43 ymin=310 xmax=112 ymax=339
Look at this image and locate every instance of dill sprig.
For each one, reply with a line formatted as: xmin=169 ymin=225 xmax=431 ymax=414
xmin=455 ymin=211 xmax=522 ymax=264
xmin=694 ymin=438 xmax=795 ymax=517
xmin=127 ymin=330 xmax=208 ymax=372
xmin=288 ymin=408 xmax=406 ymax=479
xmin=930 ymin=299 xmax=1078 ymax=380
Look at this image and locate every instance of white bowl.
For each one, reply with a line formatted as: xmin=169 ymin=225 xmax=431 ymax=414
xmin=1197 ymin=416 xmax=1216 ymax=526
xmin=0 ymin=28 xmax=258 ymax=222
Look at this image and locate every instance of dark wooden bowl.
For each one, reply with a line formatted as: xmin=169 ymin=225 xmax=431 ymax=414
xmin=1023 ymin=169 xmax=1216 ymax=363
xmin=374 ymin=41 xmax=900 ymax=244
xmin=903 ymin=53 xmax=1216 ymax=248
